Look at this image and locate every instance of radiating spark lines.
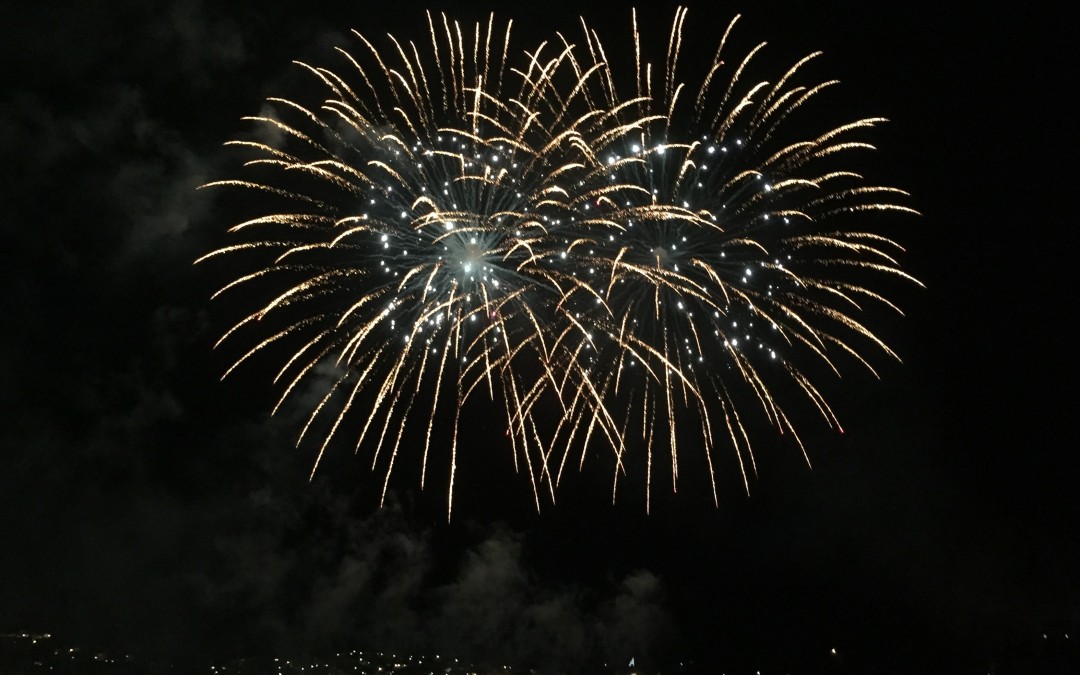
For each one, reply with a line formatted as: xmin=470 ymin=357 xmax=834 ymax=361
xmin=200 ymin=8 xmax=919 ymax=518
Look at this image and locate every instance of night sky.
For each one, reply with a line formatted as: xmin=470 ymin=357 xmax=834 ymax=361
xmin=2 ymin=1 xmax=1076 ymax=673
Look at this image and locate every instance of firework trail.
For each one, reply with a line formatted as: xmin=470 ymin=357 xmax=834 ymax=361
xmin=199 ymin=8 xmax=919 ymax=517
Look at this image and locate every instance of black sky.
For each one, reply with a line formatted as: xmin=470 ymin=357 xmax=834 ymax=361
xmin=2 ymin=1 xmax=1076 ymax=672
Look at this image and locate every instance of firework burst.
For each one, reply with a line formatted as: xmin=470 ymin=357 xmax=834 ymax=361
xmin=531 ymin=8 xmax=923 ymax=510
xmin=199 ymin=8 xmax=919 ymax=517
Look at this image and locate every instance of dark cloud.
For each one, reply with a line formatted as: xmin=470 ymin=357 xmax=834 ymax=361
xmin=184 ymin=493 xmax=673 ymax=669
